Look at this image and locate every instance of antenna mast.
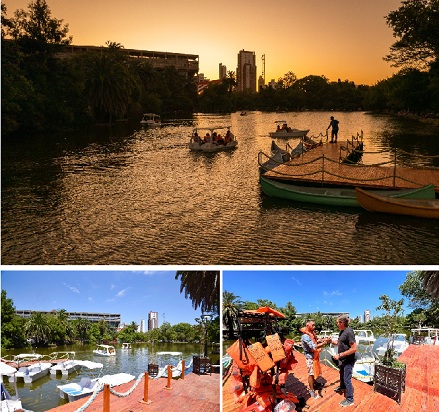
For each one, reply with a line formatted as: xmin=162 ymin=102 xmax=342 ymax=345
xmin=262 ymin=54 xmax=266 ymax=84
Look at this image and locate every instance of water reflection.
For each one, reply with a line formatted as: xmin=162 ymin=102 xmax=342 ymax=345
xmin=2 ymin=111 xmax=438 ymax=264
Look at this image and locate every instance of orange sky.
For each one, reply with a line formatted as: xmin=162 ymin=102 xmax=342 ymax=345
xmin=5 ymin=0 xmax=403 ymax=85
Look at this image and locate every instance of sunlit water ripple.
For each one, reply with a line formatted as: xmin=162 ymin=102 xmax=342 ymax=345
xmin=2 ymin=111 xmax=439 ymax=264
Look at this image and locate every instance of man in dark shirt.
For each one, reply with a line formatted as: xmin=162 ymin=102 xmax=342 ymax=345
xmin=330 ymin=314 xmax=357 ymax=407
xmin=326 ymin=116 xmax=339 ymax=143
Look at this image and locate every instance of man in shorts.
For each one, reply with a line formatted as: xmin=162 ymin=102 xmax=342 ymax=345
xmin=301 ymin=319 xmax=331 ymax=399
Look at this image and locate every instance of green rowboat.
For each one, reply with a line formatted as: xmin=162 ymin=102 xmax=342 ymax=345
xmin=260 ymin=176 xmax=436 ymax=208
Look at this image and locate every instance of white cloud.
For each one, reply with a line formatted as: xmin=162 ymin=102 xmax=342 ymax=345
xmin=116 ymin=288 xmax=130 ymax=298
xmin=291 ymin=276 xmax=302 ymax=286
xmin=63 ymin=283 xmax=79 ymax=294
xmin=323 ymin=290 xmax=342 ymax=297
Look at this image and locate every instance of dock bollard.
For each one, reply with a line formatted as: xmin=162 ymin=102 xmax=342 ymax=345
xmin=181 ymin=360 xmax=185 ymax=380
xmin=103 ymin=384 xmax=110 ymax=412
xmin=139 ymin=372 xmax=152 ymax=404
xmin=166 ymin=365 xmax=172 ymax=390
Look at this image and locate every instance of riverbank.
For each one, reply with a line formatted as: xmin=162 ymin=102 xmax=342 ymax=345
xmin=223 ymin=344 xmax=439 ymax=411
xmin=48 ymin=372 xmax=219 ymax=412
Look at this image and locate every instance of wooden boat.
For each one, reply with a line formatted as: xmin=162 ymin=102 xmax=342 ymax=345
xmin=356 ymin=187 xmax=439 ymax=218
xmin=189 ymin=126 xmax=237 ymax=152
xmin=260 ymin=176 xmax=436 ymax=207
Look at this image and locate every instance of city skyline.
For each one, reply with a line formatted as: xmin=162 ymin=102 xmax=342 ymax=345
xmin=1 ymin=270 xmax=203 ymax=326
xmin=6 ymin=0 xmax=402 ymax=85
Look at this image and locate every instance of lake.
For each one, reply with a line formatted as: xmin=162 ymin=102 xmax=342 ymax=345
xmin=2 ymin=111 xmax=439 ymax=264
xmin=1 ymin=343 xmax=215 ymax=412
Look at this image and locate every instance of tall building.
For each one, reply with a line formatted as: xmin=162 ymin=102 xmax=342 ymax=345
xmin=364 ymin=310 xmax=371 ymax=323
xmin=140 ymin=319 xmax=146 ymax=333
xmin=236 ymin=50 xmax=257 ymax=92
xmin=219 ymin=63 xmax=227 ymax=80
xmin=148 ymin=311 xmax=159 ymax=330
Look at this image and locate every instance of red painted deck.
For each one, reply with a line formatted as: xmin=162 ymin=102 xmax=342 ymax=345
xmin=223 ymin=344 xmax=439 ymax=411
xmin=263 ymin=141 xmax=439 ymax=192
xmin=48 ymin=372 xmax=219 ymax=412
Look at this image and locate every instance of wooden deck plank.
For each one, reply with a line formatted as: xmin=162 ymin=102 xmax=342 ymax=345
xmin=263 ymin=141 xmax=439 ymax=191
xmin=223 ymin=344 xmax=439 ymax=412
xmin=48 ymin=372 xmax=219 ymax=412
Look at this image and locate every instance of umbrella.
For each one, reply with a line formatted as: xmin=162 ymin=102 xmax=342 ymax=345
xmin=244 ymin=306 xmax=286 ymax=319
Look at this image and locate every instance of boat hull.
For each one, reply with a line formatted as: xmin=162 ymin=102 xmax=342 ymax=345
xmin=356 ymin=187 xmax=439 ymax=218
xmin=189 ymin=141 xmax=237 ymax=152
xmin=269 ymin=129 xmax=309 ymax=138
xmin=261 ymin=176 xmax=437 ymax=207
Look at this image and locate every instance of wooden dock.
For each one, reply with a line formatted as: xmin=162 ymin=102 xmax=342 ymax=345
xmin=263 ymin=141 xmax=439 ymax=192
xmin=48 ymin=372 xmax=219 ymax=412
xmin=223 ymin=344 xmax=439 ymax=412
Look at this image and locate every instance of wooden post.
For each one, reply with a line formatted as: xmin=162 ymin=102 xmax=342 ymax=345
xmin=139 ymin=372 xmax=152 ymax=404
xmin=322 ymin=154 xmax=325 ymax=183
xmin=103 ymin=384 xmax=110 ymax=412
xmin=166 ymin=365 xmax=172 ymax=389
xmin=393 ymin=150 xmax=397 ymax=187
xmin=181 ymin=360 xmax=185 ymax=380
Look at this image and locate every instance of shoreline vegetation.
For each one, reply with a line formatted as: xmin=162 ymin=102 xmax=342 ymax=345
xmin=2 ymin=1 xmax=439 ymax=136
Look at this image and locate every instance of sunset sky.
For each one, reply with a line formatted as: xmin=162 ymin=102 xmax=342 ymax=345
xmin=6 ymin=0 xmax=403 ymax=85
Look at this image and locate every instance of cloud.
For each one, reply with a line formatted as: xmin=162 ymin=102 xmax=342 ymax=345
xmin=110 ymin=283 xmax=116 ymax=290
xmin=63 ymin=283 xmax=79 ymax=294
xmin=323 ymin=290 xmax=342 ymax=297
xmin=116 ymin=288 xmax=130 ymax=297
xmin=291 ymin=276 xmax=302 ymax=286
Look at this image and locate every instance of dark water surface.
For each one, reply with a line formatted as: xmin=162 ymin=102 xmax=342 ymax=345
xmin=2 ymin=111 xmax=439 ymax=264
xmin=1 ymin=343 xmax=209 ymax=412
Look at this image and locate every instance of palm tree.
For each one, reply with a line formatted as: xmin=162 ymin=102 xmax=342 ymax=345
xmin=82 ymin=46 xmax=138 ymax=123
xmin=74 ymin=318 xmax=92 ymax=344
xmin=222 ymin=291 xmax=243 ymax=339
xmin=25 ymin=312 xmax=50 ymax=346
xmin=421 ymin=271 xmax=439 ymax=300
xmin=175 ymin=271 xmax=219 ymax=313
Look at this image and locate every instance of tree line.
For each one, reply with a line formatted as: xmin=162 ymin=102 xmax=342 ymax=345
xmin=222 ymin=271 xmax=439 ymax=341
xmin=2 ymin=0 xmax=438 ymax=137
xmin=1 ymin=290 xmax=220 ymax=349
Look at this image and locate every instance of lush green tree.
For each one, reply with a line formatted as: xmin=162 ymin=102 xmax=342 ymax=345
xmin=6 ymin=0 xmax=71 ymax=45
xmin=278 ymin=71 xmax=297 ymax=89
xmin=385 ymin=0 xmax=439 ymax=70
xmin=175 ymin=271 xmax=219 ymax=313
xmin=73 ymin=318 xmax=92 ymax=343
xmin=1 ymin=290 xmax=27 ymax=349
xmin=222 ymin=291 xmax=243 ymax=339
xmin=25 ymin=312 xmax=51 ymax=345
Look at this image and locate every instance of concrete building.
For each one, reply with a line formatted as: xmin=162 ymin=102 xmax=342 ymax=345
xmin=236 ymin=49 xmax=257 ymax=92
xmin=15 ymin=310 xmax=121 ymax=328
xmin=140 ymin=319 xmax=146 ymax=333
xmin=148 ymin=311 xmax=159 ymax=330
xmin=219 ymin=63 xmax=227 ymax=80
xmin=364 ymin=310 xmax=371 ymax=323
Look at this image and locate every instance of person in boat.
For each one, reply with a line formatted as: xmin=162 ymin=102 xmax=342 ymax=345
xmin=300 ymin=320 xmax=331 ymax=399
xmin=276 ymin=124 xmax=281 ymax=132
xmin=326 ymin=116 xmax=339 ymax=143
xmin=216 ymin=133 xmax=224 ymax=145
xmin=193 ymin=132 xmax=202 ymax=145
xmin=224 ymin=130 xmax=232 ymax=145
xmin=203 ymin=133 xmax=211 ymax=143
xmin=329 ymin=314 xmax=357 ymax=408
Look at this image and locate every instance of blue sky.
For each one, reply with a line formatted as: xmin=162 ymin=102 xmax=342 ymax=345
xmin=223 ymin=270 xmax=413 ymax=320
xmin=1 ymin=270 xmax=202 ymax=325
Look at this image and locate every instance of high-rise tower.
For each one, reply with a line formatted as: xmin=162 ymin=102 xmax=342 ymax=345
xmin=148 ymin=311 xmax=159 ymax=330
xmin=236 ymin=50 xmax=257 ymax=92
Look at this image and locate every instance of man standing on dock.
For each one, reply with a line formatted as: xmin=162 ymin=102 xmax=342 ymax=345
xmin=327 ymin=116 xmax=339 ymax=143
xmin=301 ymin=320 xmax=331 ymax=399
xmin=330 ymin=314 xmax=357 ymax=407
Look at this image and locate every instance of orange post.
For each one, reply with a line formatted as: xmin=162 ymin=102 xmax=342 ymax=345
xmin=103 ymin=384 xmax=110 ymax=412
xmin=139 ymin=372 xmax=152 ymax=404
xmin=166 ymin=365 xmax=172 ymax=389
xmin=181 ymin=360 xmax=185 ymax=380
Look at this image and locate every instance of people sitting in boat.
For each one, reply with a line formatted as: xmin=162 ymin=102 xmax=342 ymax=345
xmin=276 ymin=124 xmax=281 ymax=132
xmin=281 ymin=123 xmax=292 ymax=132
xmin=216 ymin=134 xmax=224 ymax=145
xmin=193 ymin=132 xmax=203 ymax=145
xmin=212 ymin=132 xmax=218 ymax=144
xmin=203 ymin=133 xmax=211 ymax=143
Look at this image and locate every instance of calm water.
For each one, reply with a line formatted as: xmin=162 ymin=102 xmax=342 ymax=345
xmin=2 ymin=111 xmax=439 ymax=265
xmin=1 ymin=343 xmax=211 ymax=412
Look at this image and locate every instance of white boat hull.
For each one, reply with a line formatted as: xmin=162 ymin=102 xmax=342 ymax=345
xmin=11 ymin=362 xmax=52 ymax=383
